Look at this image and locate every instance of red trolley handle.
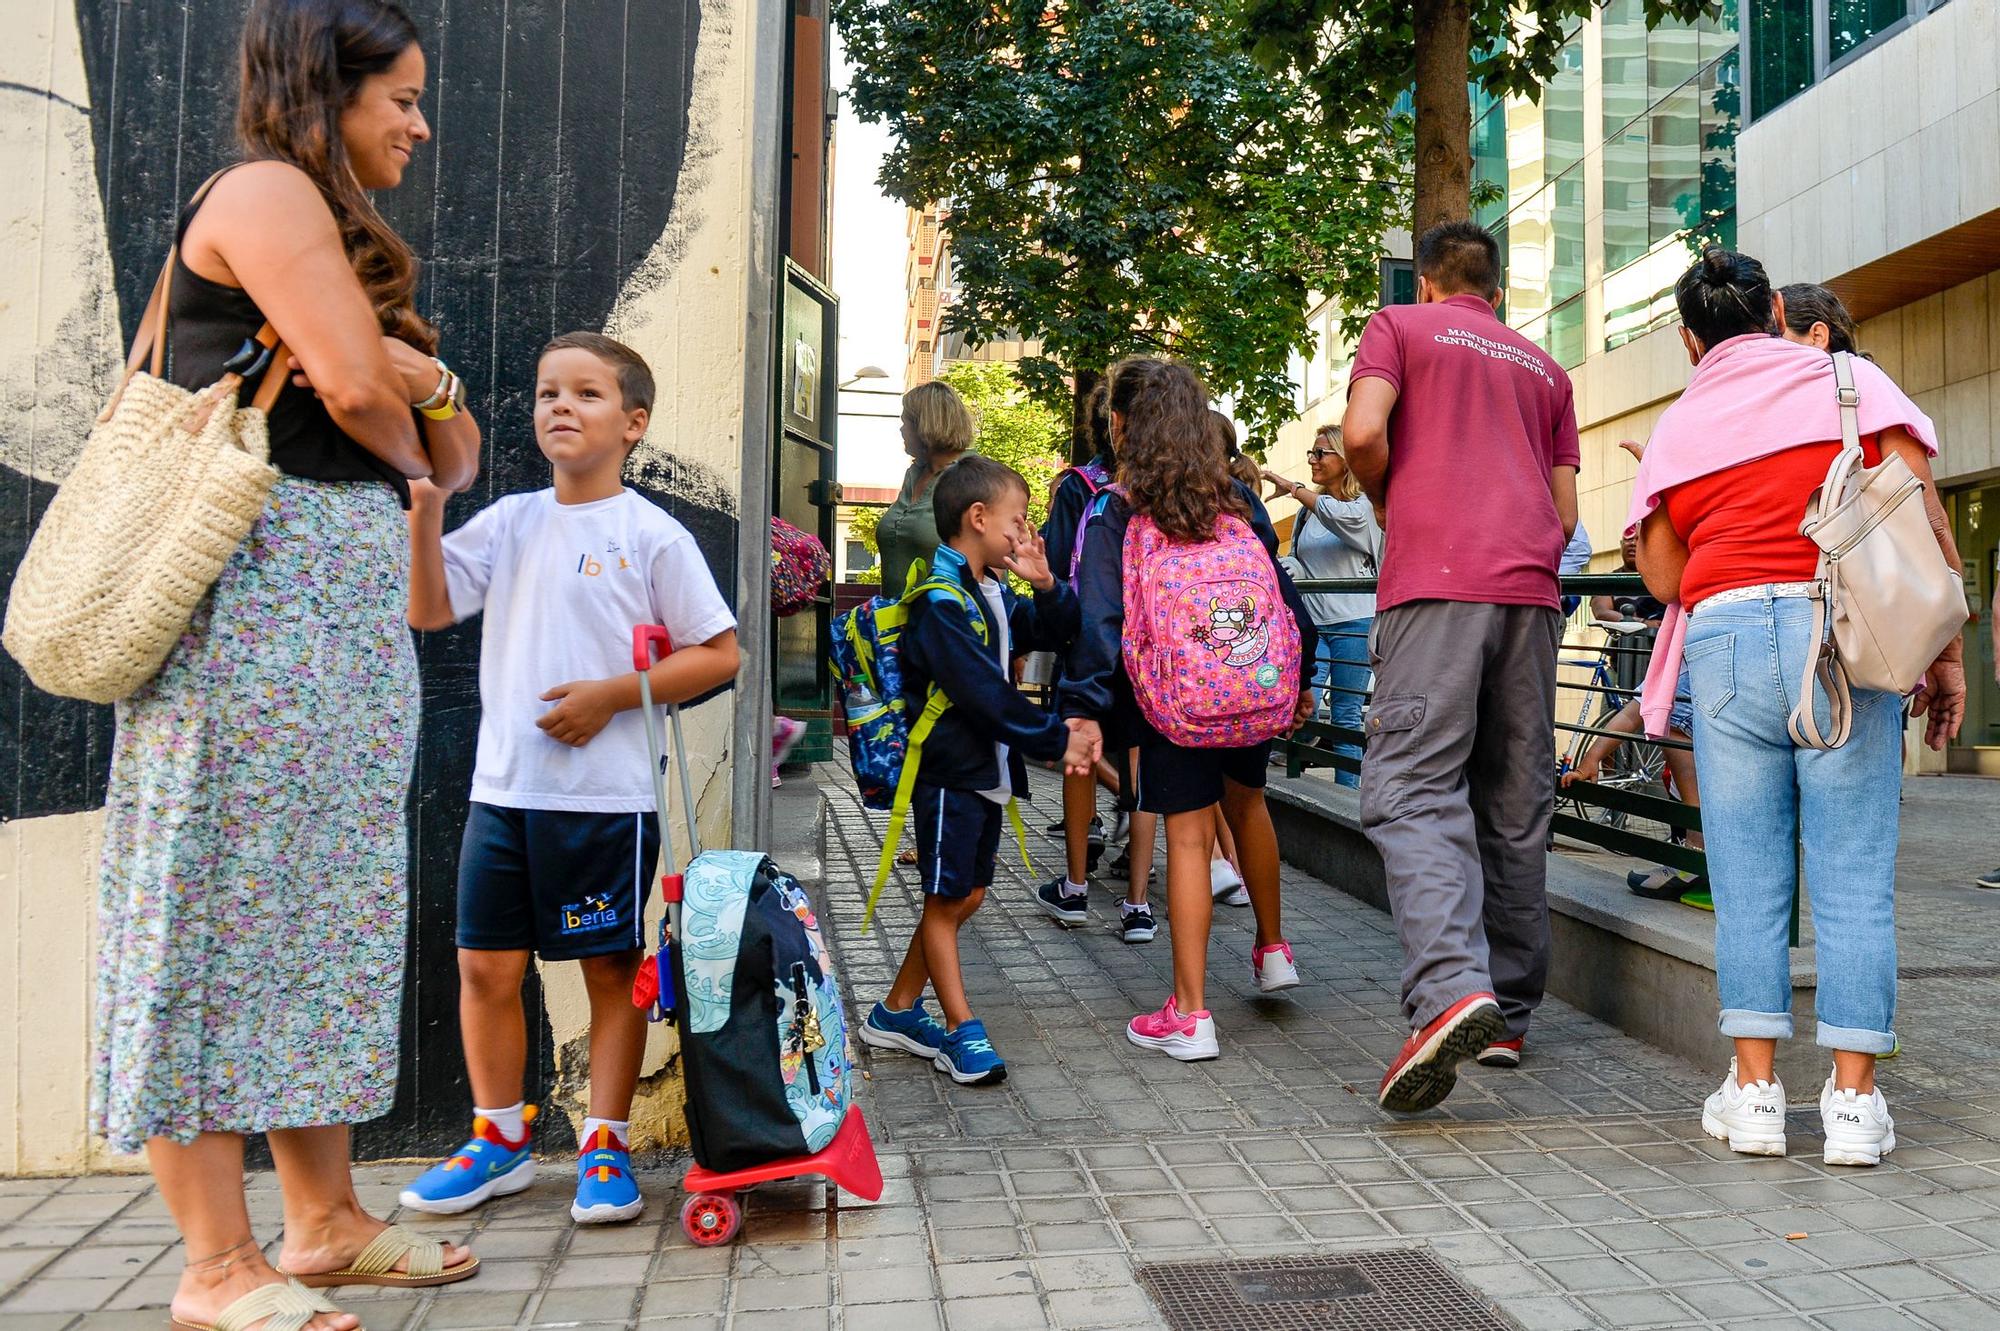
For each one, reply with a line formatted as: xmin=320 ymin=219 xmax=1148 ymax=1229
xmin=634 ymin=624 xmax=674 ymax=672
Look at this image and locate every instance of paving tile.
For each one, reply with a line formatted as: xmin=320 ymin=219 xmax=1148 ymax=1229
xmin=843 ymin=1302 xmax=943 ymax=1331
xmin=423 ymin=1289 xmax=536 ymax=1327
xmin=942 ymin=1293 xmax=1054 ymax=1330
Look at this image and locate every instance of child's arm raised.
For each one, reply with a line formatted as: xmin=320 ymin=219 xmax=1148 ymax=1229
xmin=536 ymin=629 xmax=740 ymax=748
xmin=406 ymin=478 xmax=456 ymax=631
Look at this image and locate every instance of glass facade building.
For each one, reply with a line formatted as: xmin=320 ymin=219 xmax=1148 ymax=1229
xmin=1472 ymin=0 xmax=1739 ymax=369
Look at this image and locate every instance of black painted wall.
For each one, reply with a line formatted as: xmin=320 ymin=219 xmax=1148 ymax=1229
xmin=1 ymin=1 xmax=736 ymax=1158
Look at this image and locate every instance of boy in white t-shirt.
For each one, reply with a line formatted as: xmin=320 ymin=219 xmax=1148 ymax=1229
xmin=398 ymin=332 xmax=739 ymax=1224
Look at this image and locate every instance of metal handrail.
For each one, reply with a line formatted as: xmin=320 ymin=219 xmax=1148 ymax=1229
xmin=1284 ymin=572 xmax=1711 ymax=894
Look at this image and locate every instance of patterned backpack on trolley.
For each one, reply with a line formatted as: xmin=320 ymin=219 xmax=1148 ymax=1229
xmin=669 ymin=851 xmax=853 ymax=1172
xmin=1121 ymin=510 xmax=1301 ymax=748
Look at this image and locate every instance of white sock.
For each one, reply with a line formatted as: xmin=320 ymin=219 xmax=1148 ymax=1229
xmin=1063 ymin=878 xmax=1087 ymax=897
xmin=582 ymin=1116 xmax=631 ymax=1148
xmin=475 ymin=1101 xmax=526 ymax=1141
xmin=1119 ymin=899 xmax=1150 ymax=916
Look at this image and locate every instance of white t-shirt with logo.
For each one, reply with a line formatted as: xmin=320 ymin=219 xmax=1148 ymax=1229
xmin=443 ymin=488 xmax=737 ymax=813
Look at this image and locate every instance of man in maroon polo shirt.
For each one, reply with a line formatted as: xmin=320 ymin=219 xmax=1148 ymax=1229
xmin=1341 ymin=221 xmax=1581 ymax=1114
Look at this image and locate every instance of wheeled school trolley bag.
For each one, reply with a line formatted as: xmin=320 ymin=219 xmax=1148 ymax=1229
xmin=628 ymin=626 xmax=883 ymax=1246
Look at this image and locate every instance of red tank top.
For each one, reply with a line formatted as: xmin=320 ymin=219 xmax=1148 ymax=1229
xmin=1664 ymin=435 xmax=1882 ymax=609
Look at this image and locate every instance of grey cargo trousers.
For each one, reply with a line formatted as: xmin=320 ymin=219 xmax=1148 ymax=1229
xmin=1360 ymin=600 xmax=1562 ymax=1040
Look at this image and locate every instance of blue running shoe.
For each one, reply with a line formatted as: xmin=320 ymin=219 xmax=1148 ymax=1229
xmin=856 ymin=999 xmax=948 ymax=1060
xmin=572 ymin=1125 xmax=644 ymax=1224
xmin=935 ymin=1018 xmax=1007 ymax=1086
xmin=399 ymin=1108 xmax=537 ymax=1215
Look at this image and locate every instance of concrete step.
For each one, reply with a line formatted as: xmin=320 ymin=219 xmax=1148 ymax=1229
xmin=1267 ymin=774 xmax=1825 ymax=1094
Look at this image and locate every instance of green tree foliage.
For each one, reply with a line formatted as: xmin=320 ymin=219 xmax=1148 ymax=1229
xmin=833 ymin=0 xmax=1406 ymax=449
xmin=1243 ymin=0 xmax=1714 ymax=234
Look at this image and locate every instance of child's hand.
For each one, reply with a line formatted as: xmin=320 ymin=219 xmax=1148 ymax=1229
xmin=1561 ymin=749 xmax=1604 ymax=787
xmin=537 ymin=678 xmax=624 ymax=747
xmin=1287 ymin=690 xmax=1315 ymax=735
xmin=1003 ymin=534 xmax=1056 ymax=592
xmin=1062 ymin=717 xmax=1102 ymax=775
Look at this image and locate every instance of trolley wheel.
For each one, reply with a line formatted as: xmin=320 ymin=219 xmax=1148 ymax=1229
xmin=681 ymin=1191 xmax=741 ymax=1246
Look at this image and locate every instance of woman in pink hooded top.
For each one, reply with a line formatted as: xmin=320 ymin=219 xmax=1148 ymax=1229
xmin=1631 ymin=248 xmax=1965 ymax=1169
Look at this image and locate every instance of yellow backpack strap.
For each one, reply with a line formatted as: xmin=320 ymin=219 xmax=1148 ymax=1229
xmin=862 ymin=687 xmax=951 ymax=933
xmin=1006 ymin=797 xmax=1033 ymax=878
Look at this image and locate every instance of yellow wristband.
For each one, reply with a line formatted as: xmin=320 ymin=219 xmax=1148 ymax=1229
xmin=419 ymin=371 xmax=461 ymax=421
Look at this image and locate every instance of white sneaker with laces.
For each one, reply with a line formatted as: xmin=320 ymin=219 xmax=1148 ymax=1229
xmin=1701 ymin=1059 xmax=1787 ymax=1157
xmin=1210 ymin=859 xmax=1244 ymax=901
xmin=1819 ymin=1078 xmax=1895 ymax=1167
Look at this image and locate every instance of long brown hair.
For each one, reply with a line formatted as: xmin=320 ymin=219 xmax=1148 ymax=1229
xmin=237 ymin=0 xmax=436 ymax=352
xmin=1110 ymin=357 xmax=1247 ymax=542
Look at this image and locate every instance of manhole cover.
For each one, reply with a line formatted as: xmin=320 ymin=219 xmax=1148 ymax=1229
xmin=1137 ymin=1250 xmax=1513 ymax=1331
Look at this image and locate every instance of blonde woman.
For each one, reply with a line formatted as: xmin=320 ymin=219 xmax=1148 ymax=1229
xmin=1262 ymin=425 xmax=1382 ymax=787
xmin=876 ymin=381 xmax=976 ymax=597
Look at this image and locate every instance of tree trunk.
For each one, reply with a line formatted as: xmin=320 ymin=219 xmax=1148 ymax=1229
xmin=1412 ymin=0 xmax=1473 ymax=238
xmin=1070 ymin=365 xmax=1103 ymax=464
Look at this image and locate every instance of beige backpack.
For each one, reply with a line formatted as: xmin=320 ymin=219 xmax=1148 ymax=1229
xmin=1787 ymin=352 xmax=1967 ymax=750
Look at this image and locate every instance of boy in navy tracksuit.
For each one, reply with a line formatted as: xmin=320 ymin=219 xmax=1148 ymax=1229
xmin=856 ymin=456 xmax=1097 ymax=1085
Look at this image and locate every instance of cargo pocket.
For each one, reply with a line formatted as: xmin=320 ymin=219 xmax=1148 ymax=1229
xmin=1359 ymin=694 xmax=1427 ymax=822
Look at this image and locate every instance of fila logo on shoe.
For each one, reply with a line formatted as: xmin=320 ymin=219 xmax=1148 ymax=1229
xmin=1835 ymin=1111 xmax=1863 ymax=1124
xmin=1752 ymin=1103 xmax=1779 ymax=1114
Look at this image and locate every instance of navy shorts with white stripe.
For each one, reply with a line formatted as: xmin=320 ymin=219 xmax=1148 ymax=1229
xmin=456 ymin=802 xmax=661 ymax=959
xmin=911 ymin=782 xmax=1003 ymax=900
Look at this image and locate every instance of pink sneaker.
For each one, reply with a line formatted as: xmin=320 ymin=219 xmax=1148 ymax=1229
xmin=1252 ymin=941 xmax=1299 ymax=992
xmin=772 ymin=716 xmax=807 ymax=765
xmin=1126 ymin=997 xmax=1219 ymax=1061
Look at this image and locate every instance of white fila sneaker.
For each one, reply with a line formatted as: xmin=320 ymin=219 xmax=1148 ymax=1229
xmin=1820 ymin=1078 xmax=1896 ymax=1167
xmin=1701 ymin=1059 xmax=1788 ymax=1157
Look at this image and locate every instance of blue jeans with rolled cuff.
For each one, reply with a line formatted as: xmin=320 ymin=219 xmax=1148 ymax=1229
xmin=1313 ymin=620 xmax=1373 ymax=789
xmin=1683 ymin=592 xmax=1903 ymax=1056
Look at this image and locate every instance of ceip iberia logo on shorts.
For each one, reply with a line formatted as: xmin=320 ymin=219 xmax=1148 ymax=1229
xmin=560 ymin=893 xmax=619 ymax=933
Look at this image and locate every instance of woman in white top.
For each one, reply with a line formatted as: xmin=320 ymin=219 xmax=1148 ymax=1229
xmin=1263 ymin=425 xmax=1383 ymax=787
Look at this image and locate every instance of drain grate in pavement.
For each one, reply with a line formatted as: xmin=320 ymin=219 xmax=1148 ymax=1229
xmin=1136 ymin=1250 xmax=1513 ymax=1331
xmin=1900 ymin=964 xmax=2000 ymax=980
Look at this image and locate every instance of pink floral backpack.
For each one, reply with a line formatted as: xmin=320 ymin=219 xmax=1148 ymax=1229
xmin=1121 ymin=510 xmax=1301 ymax=748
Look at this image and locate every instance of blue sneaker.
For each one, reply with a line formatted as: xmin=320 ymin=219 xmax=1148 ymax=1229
xmin=398 ymin=1108 xmax=537 ymax=1215
xmin=856 ymin=999 xmax=948 ymax=1060
xmin=572 ymin=1125 xmax=644 ymax=1224
xmin=935 ymin=1018 xmax=1007 ymax=1086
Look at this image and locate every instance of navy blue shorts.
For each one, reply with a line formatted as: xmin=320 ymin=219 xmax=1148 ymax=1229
xmin=1123 ymin=733 xmax=1272 ymax=816
xmin=457 ymin=803 xmax=660 ymax=960
xmin=912 ymin=783 xmax=1003 ymax=899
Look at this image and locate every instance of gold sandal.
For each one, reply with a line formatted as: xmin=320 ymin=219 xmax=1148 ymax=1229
xmin=168 ymin=1278 xmax=345 ymax=1331
xmin=281 ymin=1224 xmax=478 ymax=1290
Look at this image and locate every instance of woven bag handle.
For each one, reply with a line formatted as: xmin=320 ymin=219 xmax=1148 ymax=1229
xmin=115 ymin=170 xmax=287 ymax=416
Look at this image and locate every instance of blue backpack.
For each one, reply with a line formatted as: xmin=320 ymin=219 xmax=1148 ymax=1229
xmin=829 ymin=566 xmax=1031 ymax=929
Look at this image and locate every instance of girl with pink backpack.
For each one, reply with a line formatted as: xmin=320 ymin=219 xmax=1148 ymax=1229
xmin=1060 ymin=359 xmax=1317 ymax=1060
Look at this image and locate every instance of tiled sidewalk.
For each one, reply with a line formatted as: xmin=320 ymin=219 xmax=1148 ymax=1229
xmin=5 ymin=768 xmax=2000 ymax=1329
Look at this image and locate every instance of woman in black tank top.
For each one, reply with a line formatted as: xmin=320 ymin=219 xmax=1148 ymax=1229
xmin=94 ymin=5 xmax=480 ymax=1327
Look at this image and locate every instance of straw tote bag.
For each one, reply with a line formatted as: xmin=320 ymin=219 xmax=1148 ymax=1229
xmin=3 ymin=173 xmax=285 ymax=704
xmin=1786 ymin=351 xmax=1968 ymax=750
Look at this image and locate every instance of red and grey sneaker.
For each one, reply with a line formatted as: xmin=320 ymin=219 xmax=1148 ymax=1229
xmin=1379 ymin=993 xmax=1505 ymax=1113
xmin=1476 ymin=1038 xmax=1523 ymax=1068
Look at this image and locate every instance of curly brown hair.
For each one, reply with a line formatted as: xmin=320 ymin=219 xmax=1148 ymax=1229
xmin=1109 ymin=357 xmax=1248 ymax=542
xmin=236 ymin=0 xmax=436 ymax=353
